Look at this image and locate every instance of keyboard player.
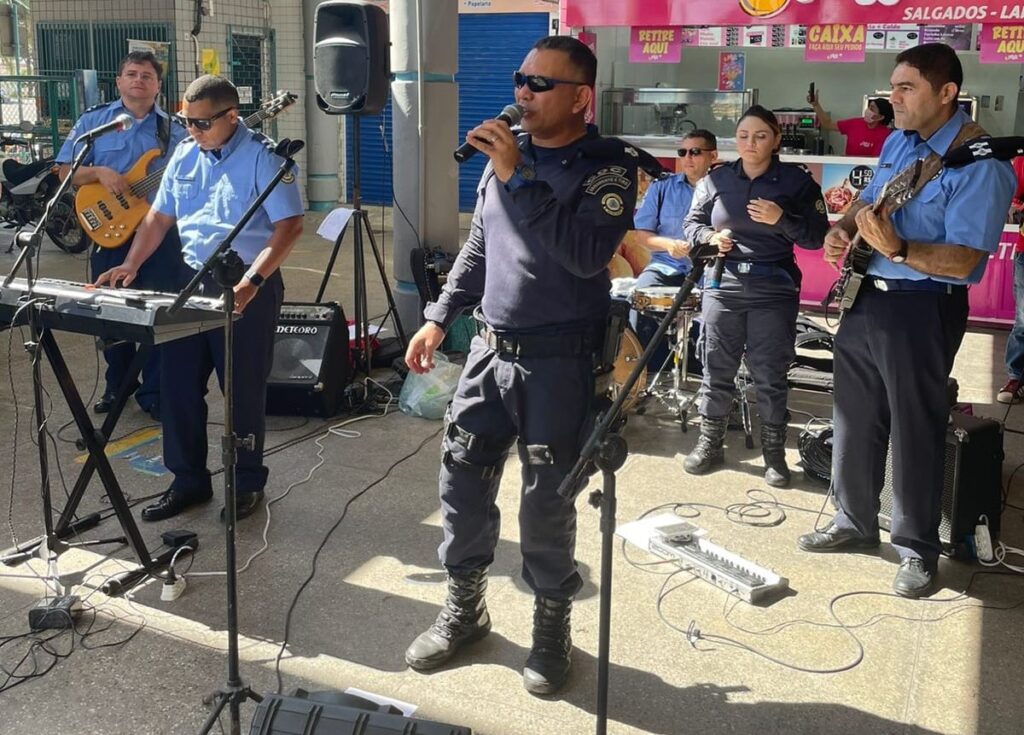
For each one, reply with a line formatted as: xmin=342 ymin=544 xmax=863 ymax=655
xmin=94 ymin=75 xmax=304 ymax=523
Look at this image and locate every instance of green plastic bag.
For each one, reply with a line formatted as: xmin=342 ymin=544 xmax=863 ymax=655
xmin=398 ymin=352 xmax=463 ymax=420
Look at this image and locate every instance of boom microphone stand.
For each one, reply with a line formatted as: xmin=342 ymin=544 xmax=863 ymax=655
xmin=169 ymin=139 xmax=304 ymax=735
xmin=557 ymin=250 xmax=716 ymax=735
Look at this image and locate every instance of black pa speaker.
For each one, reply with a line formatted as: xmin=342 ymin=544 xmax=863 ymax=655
xmin=250 ymin=692 xmax=472 ymax=734
xmin=879 ymin=411 xmax=1004 ymax=557
xmin=314 ymin=1 xmax=390 ymax=115
xmin=266 ymin=302 xmax=351 ymax=417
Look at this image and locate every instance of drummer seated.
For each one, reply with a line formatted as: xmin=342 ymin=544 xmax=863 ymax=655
xmin=631 ymin=129 xmax=718 ymax=367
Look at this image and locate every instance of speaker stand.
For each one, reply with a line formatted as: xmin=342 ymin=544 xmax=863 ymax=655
xmin=335 ymin=122 xmax=407 ymax=376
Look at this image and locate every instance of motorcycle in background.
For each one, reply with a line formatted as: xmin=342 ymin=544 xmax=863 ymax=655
xmin=0 ymin=125 xmax=89 ymax=255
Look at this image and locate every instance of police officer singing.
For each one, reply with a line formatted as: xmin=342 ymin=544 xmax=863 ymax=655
xmin=403 ymin=36 xmax=638 ymax=696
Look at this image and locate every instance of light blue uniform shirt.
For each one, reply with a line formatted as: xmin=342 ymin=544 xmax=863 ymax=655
xmin=152 ymin=123 xmax=304 ymax=269
xmin=633 ymin=173 xmax=695 ymax=276
xmin=859 ymin=109 xmax=1015 ymax=284
xmin=56 ymin=99 xmax=187 ymax=203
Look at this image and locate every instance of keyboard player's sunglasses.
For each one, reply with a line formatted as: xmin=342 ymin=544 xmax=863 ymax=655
xmin=175 ymin=106 xmax=236 ymax=131
xmin=513 ymin=71 xmax=588 ymax=93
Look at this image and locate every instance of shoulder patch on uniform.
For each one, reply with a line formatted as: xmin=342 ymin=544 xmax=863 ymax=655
xmin=623 ymin=145 xmax=639 ymax=158
xmin=815 ymin=198 xmax=826 ymax=214
xmin=83 ymin=101 xmax=114 ymax=114
xmin=601 ymin=192 xmax=625 ymax=216
xmin=583 ymin=166 xmax=631 ymax=195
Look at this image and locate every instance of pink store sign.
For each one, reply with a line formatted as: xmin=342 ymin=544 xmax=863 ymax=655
xmin=629 ymin=27 xmax=683 ymax=63
xmin=804 ymin=23 xmax=867 ymax=62
xmin=564 ymin=1 xmax=1024 ymax=28
xmin=979 ymin=24 xmax=1024 ymax=63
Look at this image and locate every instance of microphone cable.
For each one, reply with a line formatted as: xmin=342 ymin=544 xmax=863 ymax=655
xmin=797 ymin=418 xmax=833 ymax=487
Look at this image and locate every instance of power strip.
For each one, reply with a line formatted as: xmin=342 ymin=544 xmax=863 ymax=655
xmin=975 ymin=519 xmax=994 ymax=562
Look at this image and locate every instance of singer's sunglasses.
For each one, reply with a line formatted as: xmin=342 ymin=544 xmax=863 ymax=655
xmin=175 ymin=106 xmax=236 ymax=131
xmin=677 ymin=147 xmax=715 ymax=157
xmin=513 ymin=71 xmax=588 ymax=93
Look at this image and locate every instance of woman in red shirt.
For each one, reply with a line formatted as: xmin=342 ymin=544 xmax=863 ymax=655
xmin=809 ymin=92 xmax=894 ymax=157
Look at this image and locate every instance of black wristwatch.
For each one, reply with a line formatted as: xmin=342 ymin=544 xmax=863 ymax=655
xmin=245 ymin=268 xmax=266 ymax=288
xmin=504 ymin=163 xmax=536 ymax=193
xmin=889 ymin=238 xmax=909 ymax=264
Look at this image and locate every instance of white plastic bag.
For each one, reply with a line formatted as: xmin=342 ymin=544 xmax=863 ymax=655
xmin=398 ymin=352 xmax=463 ymax=420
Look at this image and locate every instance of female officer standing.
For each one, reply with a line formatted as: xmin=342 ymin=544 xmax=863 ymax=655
xmin=683 ymin=105 xmax=828 ymax=487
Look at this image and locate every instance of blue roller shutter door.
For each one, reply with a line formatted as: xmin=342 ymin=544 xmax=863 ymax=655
xmin=347 ymin=12 xmax=550 ymax=210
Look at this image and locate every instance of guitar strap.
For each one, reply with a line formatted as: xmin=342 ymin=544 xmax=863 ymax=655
xmin=904 ymin=120 xmax=988 ymax=204
xmin=156 ymin=112 xmax=171 ymax=157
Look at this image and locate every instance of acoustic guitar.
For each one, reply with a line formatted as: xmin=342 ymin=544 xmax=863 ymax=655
xmin=75 ymin=90 xmax=297 ymax=248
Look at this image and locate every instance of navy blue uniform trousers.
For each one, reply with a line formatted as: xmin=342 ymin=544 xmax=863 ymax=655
xmin=830 ymin=283 xmax=968 ymax=563
xmin=90 ymin=230 xmax=186 ymax=408
xmin=160 ymin=268 xmax=283 ymax=498
xmin=438 ymin=335 xmax=595 ymax=599
xmin=698 ymin=268 xmax=798 ymax=425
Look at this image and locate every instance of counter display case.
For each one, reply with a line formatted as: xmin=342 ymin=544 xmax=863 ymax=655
xmin=602 ymin=87 xmax=759 ymax=141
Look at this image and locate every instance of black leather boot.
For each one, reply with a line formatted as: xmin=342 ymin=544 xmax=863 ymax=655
xmin=405 ymin=568 xmax=491 ymax=671
xmin=523 ymin=596 xmax=573 ymax=695
xmin=683 ymin=415 xmax=727 ymax=475
xmin=761 ymin=422 xmax=791 ymax=488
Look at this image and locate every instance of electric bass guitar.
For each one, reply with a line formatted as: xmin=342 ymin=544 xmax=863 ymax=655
xmin=75 ymin=90 xmax=297 ymax=248
xmin=830 ymin=158 xmax=925 ymax=318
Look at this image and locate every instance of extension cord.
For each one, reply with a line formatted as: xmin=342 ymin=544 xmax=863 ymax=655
xmin=974 ymin=521 xmax=994 ymax=563
xmin=161 ymin=575 xmax=186 ymax=601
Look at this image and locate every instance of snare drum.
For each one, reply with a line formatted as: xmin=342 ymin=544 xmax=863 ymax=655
xmin=610 ymin=326 xmax=646 ymax=411
xmin=630 ymin=285 xmax=701 ymax=315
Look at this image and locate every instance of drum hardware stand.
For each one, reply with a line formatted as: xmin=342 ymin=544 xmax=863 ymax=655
xmin=557 ymin=251 xmax=715 ymax=735
xmin=312 ymin=123 xmax=406 ymax=376
xmin=635 ymin=305 xmax=701 ymax=431
xmin=169 ymin=139 xmax=304 ymax=735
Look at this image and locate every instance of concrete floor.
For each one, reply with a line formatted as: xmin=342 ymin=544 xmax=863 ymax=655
xmin=0 ymin=212 xmax=1022 ymax=735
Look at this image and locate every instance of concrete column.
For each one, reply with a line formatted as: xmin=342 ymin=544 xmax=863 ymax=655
xmin=302 ymin=0 xmax=342 ymax=210
xmin=390 ymin=0 xmax=460 ymax=335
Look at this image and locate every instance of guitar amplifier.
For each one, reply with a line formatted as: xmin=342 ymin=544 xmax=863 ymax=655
xmin=879 ymin=412 xmax=1004 ymax=557
xmin=266 ymin=302 xmax=351 ymax=417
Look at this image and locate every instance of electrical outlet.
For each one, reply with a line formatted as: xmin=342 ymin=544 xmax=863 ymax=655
xmin=995 ymin=95 xmax=1005 ymax=112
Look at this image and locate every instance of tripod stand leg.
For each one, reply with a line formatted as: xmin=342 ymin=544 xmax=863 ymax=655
xmin=359 ymin=209 xmax=407 ymax=348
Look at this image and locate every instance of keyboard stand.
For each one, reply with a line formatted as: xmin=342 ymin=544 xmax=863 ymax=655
xmin=1 ymin=329 xmax=182 ymax=595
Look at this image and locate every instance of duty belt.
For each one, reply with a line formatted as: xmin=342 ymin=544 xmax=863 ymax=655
xmin=725 ymin=259 xmax=792 ymax=278
xmin=866 ymin=278 xmax=965 ymax=295
xmin=480 ymin=326 xmax=597 ymax=358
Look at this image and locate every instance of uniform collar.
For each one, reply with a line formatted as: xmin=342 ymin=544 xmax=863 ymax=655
xmin=113 ymin=97 xmax=161 ymax=123
xmin=901 ymin=109 xmax=969 ymax=156
xmin=517 ymin=124 xmax=599 ymax=167
xmin=730 ymin=155 xmax=782 ymax=182
xmin=204 ymin=123 xmax=247 ymax=161
xmin=671 ymin=172 xmax=697 ymax=190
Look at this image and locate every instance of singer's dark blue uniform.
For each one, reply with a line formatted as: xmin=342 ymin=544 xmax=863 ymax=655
xmin=423 ymin=127 xmax=637 ymax=599
xmin=56 ymin=100 xmax=188 ymax=414
xmin=684 ymin=158 xmax=828 ymax=426
xmin=829 ymin=111 xmax=1014 ymax=567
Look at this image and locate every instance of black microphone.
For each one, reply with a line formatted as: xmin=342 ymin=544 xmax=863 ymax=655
xmin=943 ymin=136 xmax=1024 ymax=168
xmin=76 ymin=113 xmax=134 ymax=143
xmin=706 ymin=228 xmax=732 ymax=289
xmin=453 ymin=104 xmax=524 ymax=163
xmin=274 ymin=138 xmax=305 ymax=158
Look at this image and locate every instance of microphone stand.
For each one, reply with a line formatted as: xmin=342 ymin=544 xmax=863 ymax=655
xmin=0 ymin=137 xmax=95 ymax=601
xmin=557 ymin=251 xmax=715 ymax=735
xmin=181 ymin=139 xmax=303 ymax=735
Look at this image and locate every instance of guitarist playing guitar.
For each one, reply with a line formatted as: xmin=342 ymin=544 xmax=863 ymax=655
xmin=798 ymin=44 xmax=1016 ymax=599
xmin=55 ymin=50 xmax=189 ymax=419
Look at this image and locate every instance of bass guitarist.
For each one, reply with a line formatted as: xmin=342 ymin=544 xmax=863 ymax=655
xmin=798 ymin=44 xmax=1015 ymax=598
xmin=56 ymin=50 xmax=188 ymax=419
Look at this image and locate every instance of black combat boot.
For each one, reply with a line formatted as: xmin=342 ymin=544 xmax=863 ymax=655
xmin=761 ymin=422 xmax=791 ymax=488
xmin=405 ymin=568 xmax=491 ymax=671
xmin=683 ymin=415 xmax=728 ymax=475
xmin=523 ymin=596 xmax=573 ymax=695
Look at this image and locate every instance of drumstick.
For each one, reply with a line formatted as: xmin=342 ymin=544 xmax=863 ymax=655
xmin=707 ymin=228 xmax=731 ymax=289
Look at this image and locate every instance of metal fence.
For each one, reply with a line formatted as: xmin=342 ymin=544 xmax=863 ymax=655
xmin=35 ymin=21 xmax=177 ymax=109
xmin=0 ymin=75 xmax=79 ymax=161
